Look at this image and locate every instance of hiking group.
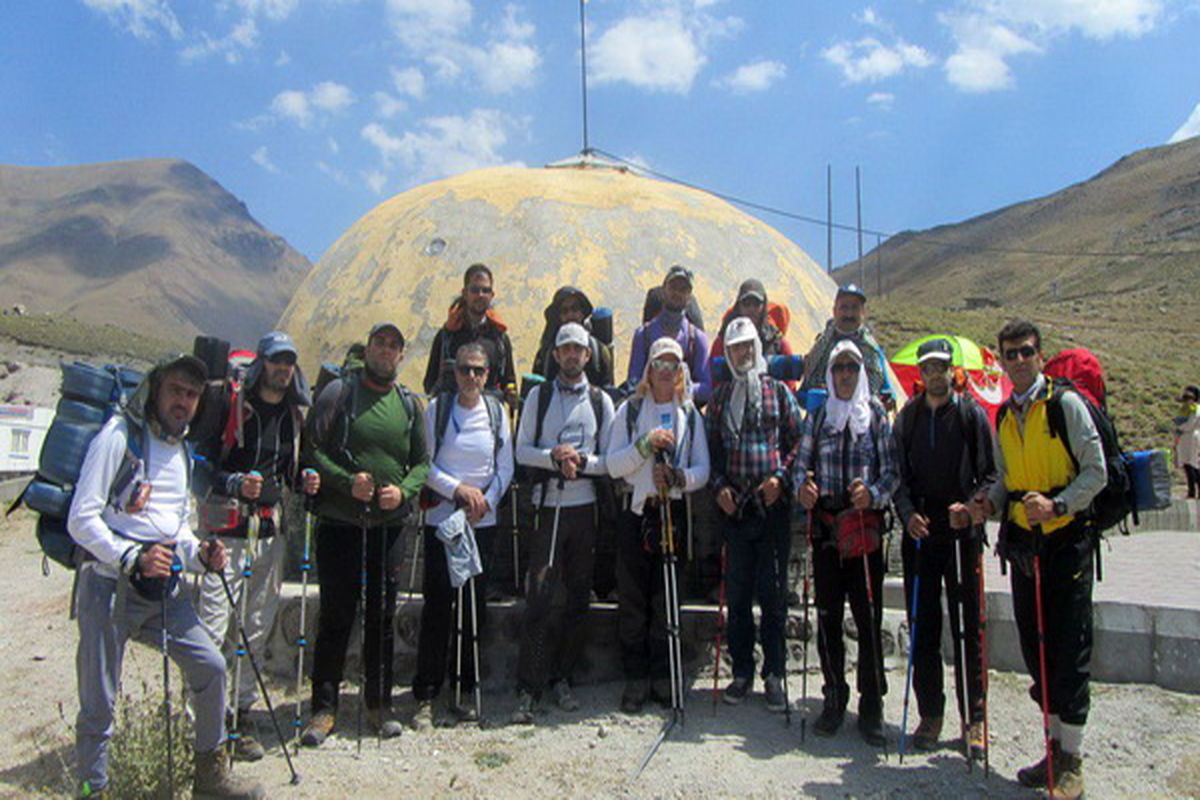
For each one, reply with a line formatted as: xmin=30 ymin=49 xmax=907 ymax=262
xmin=48 ymin=260 xmax=1113 ymax=800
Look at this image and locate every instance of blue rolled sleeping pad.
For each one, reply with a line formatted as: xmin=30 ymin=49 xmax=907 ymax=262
xmin=710 ymin=354 xmax=805 ymax=384
xmin=591 ymin=306 xmax=613 ymax=347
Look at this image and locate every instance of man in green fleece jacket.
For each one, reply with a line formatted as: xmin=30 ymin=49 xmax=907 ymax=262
xmin=299 ymin=322 xmax=430 ymax=745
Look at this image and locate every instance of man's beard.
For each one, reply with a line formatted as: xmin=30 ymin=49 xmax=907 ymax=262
xmin=926 ymin=380 xmax=950 ymax=399
xmin=559 ymin=363 xmax=584 ymax=380
xmin=365 ymin=362 xmax=396 ymax=384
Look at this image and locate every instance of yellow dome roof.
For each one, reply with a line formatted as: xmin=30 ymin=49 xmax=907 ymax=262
xmin=279 ymin=163 xmax=838 ymax=389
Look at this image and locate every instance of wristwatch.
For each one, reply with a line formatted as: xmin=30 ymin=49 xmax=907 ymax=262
xmin=1052 ymin=497 xmax=1068 ymax=517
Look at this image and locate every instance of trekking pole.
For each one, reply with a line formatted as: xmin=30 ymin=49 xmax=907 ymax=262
xmin=162 ymin=554 xmax=181 ymax=799
xmin=357 ymin=504 xmax=369 ymax=756
xmin=511 ymin=485 xmax=521 ymax=593
xmin=408 ymin=510 xmax=423 ymax=603
xmin=770 ymin=499 xmax=791 ymax=729
xmin=455 ymin=582 xmax=465 ymax=714
xmin=800 ymin=503 xmax=814 ymax=744
xmin=859 ymin=508 xmax=888 ymax=759
xmin=898 ymin=537 xmax=922 ymax=763
xmin=659 ymin=471 xmax=684 ymax=723
xmin=953 ymin=532 xmax=974 ymax=772
xmin=230 ymin=505 xmax=259 ymax=751
xmin=976 ymin=525 xmax=991 ymax=777
xmin=469 ymin=576 xmax=483 ymax=722
xmin=212 ymin=551 xmax=302 ymax=785
xmin=712 ymin=542 xmax=727 ymax=712
xmin=1032 ymin=523 xmax=1055 ymax=796
xmin=294 ymin=493 xmax=315 ymax=745
xmin=377 ymin=523 xmax=388 ymax=748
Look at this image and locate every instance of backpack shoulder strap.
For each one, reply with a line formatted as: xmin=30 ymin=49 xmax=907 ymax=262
xmin=533 ymin=381 xmax=554 ymax=447
xmin=484 ymin=393 xmax=505 ymax=467
xmin=1045 ymin=380 xmax=1080 ymax=472
xmin=588 ymin=385 xmax=607 ymax=451
xmin=433 ymin=391 xmax=454 ymax=459
xmin=625 ymin=396 xmax=644 ymax=442
xmin=218 ymin=380 xmax=243 ymax=462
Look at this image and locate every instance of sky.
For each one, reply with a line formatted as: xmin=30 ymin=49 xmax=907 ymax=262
xmin=4 ymin=0 xmax=1199 ymax=272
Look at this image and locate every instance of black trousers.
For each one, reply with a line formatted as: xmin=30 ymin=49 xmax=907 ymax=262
xmin=813 ymin=538 xmax=886 ymax=712
xmin=615 ymin=502 xmax=687 ymax=681
xmin=516 ymin=503 xmax=596 ymax=696
xmin=1185 ymin=464 xmax=1200 ymax=499
xmin=723 ymin=502 xmax=791 ymax=681
xmin=901 ymin=529 xmax=984 ymax=723
xmin=1008 ymin=522 xmax=1093 ymax=726
xmin=412 ymin=525 xmax=494 ymax=701
xmin=311 ymin=519 xmax=401 ymax=714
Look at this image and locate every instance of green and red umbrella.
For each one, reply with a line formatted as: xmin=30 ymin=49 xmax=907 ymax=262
xmin=890 ymin=334 xmax=1011 ymax=423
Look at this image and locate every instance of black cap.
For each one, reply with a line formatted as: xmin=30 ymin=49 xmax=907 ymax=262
xmin=837 ymin=283 xmax=867 ymax=301
xmin=368 ymin=322 xmax=405 ymax=347
xmin=737 ymin=278 xmax=766 ymax=304
xmin=917 ymin=338 xmax=954 ymax=364
xmin=664 ymin=264 xmax=694 ymax=287
xmin=157 ymin=352 xmax=208 ymax=383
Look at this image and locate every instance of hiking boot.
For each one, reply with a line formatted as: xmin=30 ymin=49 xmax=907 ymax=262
xmin=813 ymin=699 xmax=845 ymax=737
xmin=1017 ymin=740 xmax=1061 ymax=788
xmin=366 ymin=707 xmax=404 ymax=739
xmin=621 ymin=679 xmax=649 ymax=713
xmin=650 ymin=678 xmax=673 ymax=708
xmin=723 ymin=677 xmax=752 ymax=705
xmin=551 ymin=680 xmax=581 ymax=712
xmin=454 ymin=702 xmax=481 ymax=725
xmin=857 ymin=699 xmax=886 ymax=747
xmin=510 ymin=690 xmax=537 ymax=725
xmin=299 ymin=710 xmax=336 ymax=747
xmin=764 ymin=675 xmax=787 ymax=713
xmin=412 ymin=699 xmax=434 ymax=732
xmin=966 ymin=720 xmax=986 ymax=760
xmin=229 ymin=711 xmax=264 ymax=762
xmin=1049 ymin=751 xmax=1085 ymax=800
xmin=912 ymin=716 xmax=943 ymax=751
xmin=193 ymin=746 xmax=265 ymax=799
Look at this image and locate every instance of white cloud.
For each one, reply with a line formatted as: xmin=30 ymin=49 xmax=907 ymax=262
xmin=268 ymin=82 xmax=355 ymax=127
xmin=591 ymin=14 xmax=706 ymax=94
xmin=270 ymin=89 xmax=312 ymax=125
xmin=316 ymin=160 xmax=350 ymax=186
xmin=386 ymin=0 xmax=472 ymax=50
xmin=275 ymin=50 xmax=291 ymax=66
xmin=82 ymin=0 xmax=182 ymax=39
xmin=251 ymin=145 xmax=280 ymax=173
xmin=234 ymin=0 xmax=299 ymax=23
xmin=364 ymin=170 xmax=388 ymax=195
xmin=940 ymin=0 xmax=1162 ymax=92
xmin=823 ymin=36 xmax=935 ymax=84
xmin=391 ymin=66 xmax=426 ymax=99
xmin=867 ymin=91 xmax=894 ymax=108
xmin=180 ymin=17 xmax=259 ymax=63
xmin=327 ymin=137 xmax=340 ymax=154
xmin=1168 ymin=102 xmax=1200 ymax=144
xmin=373 ymin=92 xmax=408 ymax=119
xmin=714 ymin=59 xmax=786 ymax=93
xmin=361 ymin=109 xmax=525 ymax=181
xmin=310 ymin=81 xmax=355 ymax=112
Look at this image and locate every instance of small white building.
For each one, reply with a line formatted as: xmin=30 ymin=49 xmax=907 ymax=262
xmin=0 ymin=405 xmax=53 ymax=475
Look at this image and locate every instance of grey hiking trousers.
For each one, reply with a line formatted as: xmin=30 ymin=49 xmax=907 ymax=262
xmin=75 ymin=565 xmax=227 ymax=792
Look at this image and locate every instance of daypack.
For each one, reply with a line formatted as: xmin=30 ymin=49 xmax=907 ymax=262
xmin=325 ymin=368 xmax=420 ymax=462
xmin=620 ymin=395 xmax=702 ymax=470
xmin=10 ymin=362 xmax=144 ymax=572
xmin=431 ymin=391 xmax=505 ymax=468
xmin=524 ymin=381 xmax=617 ymax=519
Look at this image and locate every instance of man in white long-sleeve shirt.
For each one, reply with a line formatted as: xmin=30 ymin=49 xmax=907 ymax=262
xmin=607 ymin=337 xmax=709 ymax=712
xmin=67 ymin=354 xmax=262 ymax=800
xmin=413 ymin=342 xmax=514 ymax=728
xmin=511 ymin=323 xmax=615 ymax=723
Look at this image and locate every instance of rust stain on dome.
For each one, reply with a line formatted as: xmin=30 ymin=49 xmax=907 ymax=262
xmin=279 ymin=164 xmax=839 ymax=389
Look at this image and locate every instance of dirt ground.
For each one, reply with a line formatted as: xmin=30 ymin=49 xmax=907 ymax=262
xmin=1 ymin=508 xmax=1198 ymax=799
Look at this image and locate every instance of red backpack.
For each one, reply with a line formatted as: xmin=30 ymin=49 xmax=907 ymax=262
xmin=1044 ymin=348 xmax=1106 ymax=410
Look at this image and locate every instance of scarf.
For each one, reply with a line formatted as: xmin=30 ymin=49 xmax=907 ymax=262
xmin=722 ymin=316 xmax=767 ymax=443
xmin=823 ymin=340 xmax=871 ymax=440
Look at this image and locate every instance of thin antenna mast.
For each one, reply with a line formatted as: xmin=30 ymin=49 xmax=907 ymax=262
xmin=826 ymin=164 xmax=833 ymax=274
xmin=856 ymin=166 xmax=864 ymax=288
xmin=579 ymin=0 xmax=590 ymax=154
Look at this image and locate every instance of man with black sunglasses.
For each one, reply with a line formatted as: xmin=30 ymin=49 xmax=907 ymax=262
xmin=801 ymin=283 xmax=894 ymax=403
xmin=193 ymin=330 xmax=320 ymax=761
xmin=423 ymin=263 xmax=518 ymax=407
xmin=971 ymin=319 xmax=1104 ymax=800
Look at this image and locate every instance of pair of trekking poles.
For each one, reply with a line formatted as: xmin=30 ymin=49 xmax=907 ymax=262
xmin=897 ymin=520 xmax=992 ymax=775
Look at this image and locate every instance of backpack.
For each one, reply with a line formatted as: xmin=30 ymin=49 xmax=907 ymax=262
xmin=326 ymin=368 xmax=420 ymax=461
xmin=621 ymin=395 xmax=702 ymax=469
xmin=894 ymin=392 xmax=986 ymax=498
xmin=432 ymin=391 xmax=505 ymax=470
xmin=8 ymin=362 xmax=156 ymax=572
xmin=525 ymin=381 xmax=617 ymax=519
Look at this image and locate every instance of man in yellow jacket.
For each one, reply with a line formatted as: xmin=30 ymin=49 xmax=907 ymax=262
xmin=972 ymin=319 xmax=1104 ymax=800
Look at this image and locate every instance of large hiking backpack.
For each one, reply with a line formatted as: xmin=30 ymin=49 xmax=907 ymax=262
xmin=11 ymin=362 xmax=143 ymax=571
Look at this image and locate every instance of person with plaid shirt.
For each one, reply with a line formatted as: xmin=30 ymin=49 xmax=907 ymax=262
xmin=706 ymin=316 xmax=803 ymax=711
xmin=794 ymin=339 xmax=900 ymax=746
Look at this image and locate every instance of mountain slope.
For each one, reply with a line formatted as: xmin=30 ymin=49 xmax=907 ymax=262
xmin=0 ymin=158 xmax=311 ymax=347
xmin=836 ymin=136 xmax=1200 ymax=305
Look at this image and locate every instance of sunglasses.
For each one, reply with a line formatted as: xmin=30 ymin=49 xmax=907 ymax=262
xmin=650 ymin=358 xmax=681 ymax=373
xmin=919 ymin=360 xmax=950 ymax=374
xmin=739 ymin=296 xmax=764 ymax=307
xmin=467 ymin=284 xmax=494 ymax=296
xmin=1003 ymin=344 xmax=1038 ymax=361
xmin=267 ymin=353 xmax=297 ymax=365
xmin=831 ymin=362 xmax=859 ymax=375
xmin=455 ymin=364 xmax=487 ymax=377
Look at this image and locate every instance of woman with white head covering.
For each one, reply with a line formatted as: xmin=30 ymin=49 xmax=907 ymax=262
xmin=607 ymin=337 xmax=710 ymax=712
xmin=793 ymin=338 xmax=901 ymax=746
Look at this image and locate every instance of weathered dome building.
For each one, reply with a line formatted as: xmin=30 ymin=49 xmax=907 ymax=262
xmin=279 ymin=157 xmax=837 ymax=388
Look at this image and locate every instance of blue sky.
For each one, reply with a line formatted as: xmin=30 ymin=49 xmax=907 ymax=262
xmin=4 ymin=0 xmax=1199 ymax=270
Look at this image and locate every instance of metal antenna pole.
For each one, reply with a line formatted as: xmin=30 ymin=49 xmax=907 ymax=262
xmin=579 ymin=0 xmax=590 ymax=154
xmin=856 ymin=166 xmax=864 ymax=288
xmin=826 ymin=164 xmax=833 ymax=273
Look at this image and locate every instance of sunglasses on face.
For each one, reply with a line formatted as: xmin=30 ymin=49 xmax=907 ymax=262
xmin=739 ymin=297 xmax=764 ymax=307
xmin=831 ymin=362 xmax=859 ymax=375
xmin=267 ymin=353 xmax=297 ymax=365
xmin=650 ymin=358 xmax=681 ymax=373
xmin=1003 ymin=344 xmax=1038 ymax=361
xmin=467 ymin=284 xmax=494 ymax=296
xmin=455 ymin=364 xmax=487 ymax=377
xmin=919 ymin=361 xmax=949 ymax=375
